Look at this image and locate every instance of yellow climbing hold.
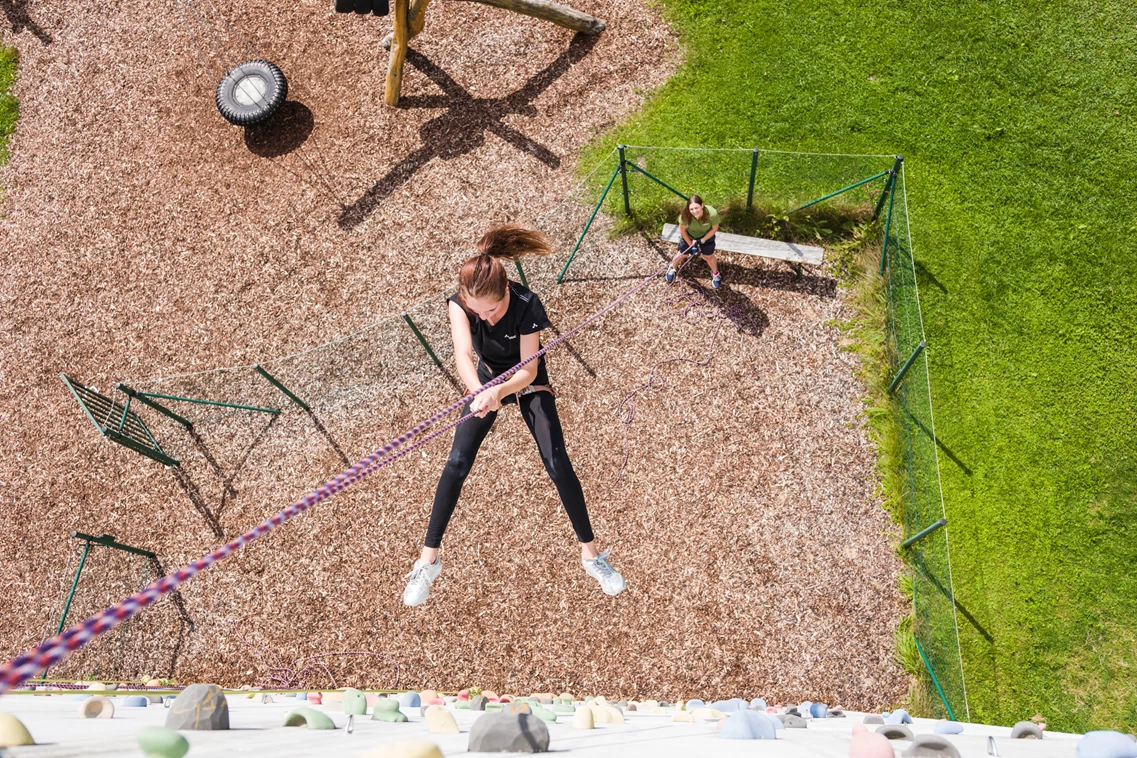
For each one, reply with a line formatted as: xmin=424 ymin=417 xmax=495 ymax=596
xmin=0 ymin=713 xmax=35 ymax=747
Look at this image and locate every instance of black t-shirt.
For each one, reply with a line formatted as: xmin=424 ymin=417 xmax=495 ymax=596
xmin=449 ymin=281 xmax=552 ymax=387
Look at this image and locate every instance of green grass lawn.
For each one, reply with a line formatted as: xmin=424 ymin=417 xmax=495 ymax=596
xmin=0 ymin=45 xmax=17 ymax=169
xmin=591 ymin=0 xmax=1137 ymax=733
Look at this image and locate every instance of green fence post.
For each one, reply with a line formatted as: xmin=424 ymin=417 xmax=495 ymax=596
xmin=902 ymin=518 xmax=947 ymax=549
xmin=135 ymin=392 xmax=279 ymax=415
xmin=557 ymin=165 xmax=622 ymax=284
xmin=254 ymin=365 xmax=310 ymax=411
xmin=888 ymin=341 xmax=926 ymax=394
xmin=514 ymin=261 xmax=528 ymax=288
xmin=118 ymin=384 xmax=193 ymax=429
xmin=618 ymin=144 xmax=631 ymax=215
xmin=786 ymin=170 xmax=891 ymax=215
xmin=746 ymin=148 xmax=759 ymax=213
xmin=625 ymin=162 xmax=688 ymax=202
xmin=402 ymin=312 xmax=443 ymax=368
xmin=873 ymin=155 xmax=904 ymax=220
xmin=915 ymin=637 xmax=957 ymax=720
xmin=879 ymin=172 xmax=898 ymax=276
xmin=70 ymin=532 xmax=156 ymax=558
xmin=41 ymin=539 xmax=91 ymax=681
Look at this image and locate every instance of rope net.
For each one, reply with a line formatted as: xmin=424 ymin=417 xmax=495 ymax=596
xmin=14 ymin=148 xmax=964 ymax=717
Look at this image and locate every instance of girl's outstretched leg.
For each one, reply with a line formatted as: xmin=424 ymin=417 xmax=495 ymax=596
xmin=519 ymin=392 xmax=625 ymax=596
xmin=404 ymin=403 xmax=497 ymax=607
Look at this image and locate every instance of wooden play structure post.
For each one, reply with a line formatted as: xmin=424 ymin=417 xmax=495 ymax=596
xmin=382 ymin=0 xmax=606 ymax=105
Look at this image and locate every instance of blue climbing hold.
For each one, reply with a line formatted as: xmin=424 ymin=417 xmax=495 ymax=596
xmin=685 ymin=699 xmax=706 ymax=711
xmin=769 ymin=714 xmax=785 ymax=731
xmin=810 ymin=703 xmax=828 ymax=719
xmin=935 ymin=721 xmax=964 ymax=735
xmin=750 ymin=698 xmax=767 ymax=710
xmin=70 ymin=694 xmax=91 ymax=701
xmin=123 ymin=696 xmax=149 ymax=707
xmin=1076 ymin=732 xmax=1137 ymax=758
xmin=887 ymin=709 xmax=913 ymax=725
xmin=711 ymin=699 xmax=748 ymax=712
xmin=296 ymin=693 xmax=308 ymax=700
xmin=720 ymin=709 xmax=777 ymax=740
xmin=398 ymin=691 xmax=421 ymax=708
xmin=799 ymin=701 xmax=813 ymax=717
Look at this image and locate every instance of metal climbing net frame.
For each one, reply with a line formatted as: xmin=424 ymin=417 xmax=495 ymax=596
xmin=26 ymin=148 xmax=965 ymax=719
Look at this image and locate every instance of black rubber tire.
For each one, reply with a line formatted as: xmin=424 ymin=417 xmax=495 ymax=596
xmin=354 ymin=0 xmax=372 ymax=13
xmin=335 ymin=0 xmax=353 ymax=12
xmin=372 ymin=0 xmax=389 ymax=15
xmin=215 ymin=60 xmax=288 ymax=127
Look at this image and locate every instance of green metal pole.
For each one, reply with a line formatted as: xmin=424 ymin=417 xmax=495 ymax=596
xmin=915 ymin=637 xmax=957 ymax=720
xmin=787 ymin=170 xmax=891 ymax=214
xmin=514 ymin=261 xmax=528 ymax=288
xmin=54 ymin=542 xmax=90 ymax=636
xmin=888 ymin=341 xmax=926 ymax=394
xmin=557 ymin=165 xmax=622 ymax=284
xmin=902 ymin=518 xmax=947 ymax=549
xmin=625 ymin=162 xmax=688 ymax=202
xmin=70 ymin=532 xmax=156 ymax=558
xmin=746 ymin=148 xmax=759 ymax=213
xmin=873 ymin=155 xmax=904 ymax=220
xmin=135 ymin=391 xmax=279 ymax=415
xmin=879 ymin=178 xmax=898 ymax=276
xmin=116 ymin=394 xmax=133 ymax=433
xmin=402 ymin=313 xmax=443 ymax=368
xmin=117 ymin=385 xmax=193 ymax=429
xmin=618 ymin=145 xmax=631 ymax=215
xmin=254 ymin=365 xmax=310 ymax=411
xmin=42 ymin=540 xmax=91 ymax=680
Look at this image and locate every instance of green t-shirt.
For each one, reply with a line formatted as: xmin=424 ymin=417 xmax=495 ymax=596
xmin=680 ymin=206 xmax=719 ymax=239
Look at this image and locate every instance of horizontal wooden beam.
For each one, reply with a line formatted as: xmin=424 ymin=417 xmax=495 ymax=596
xmin=382 ymin=0 xmax=604 ymax=47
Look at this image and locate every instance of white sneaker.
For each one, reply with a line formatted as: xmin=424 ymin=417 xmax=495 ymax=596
xmin=402 ymin=556 xmax=442 ymax=607
xmin=582 ymin=551 xmax=626 ymax=596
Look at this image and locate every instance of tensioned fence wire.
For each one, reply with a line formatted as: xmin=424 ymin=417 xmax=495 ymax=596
xmin=883 ymin=163 xmax=970 ymax=721
xmin=43 ymin=148 xmax=966 ymax=718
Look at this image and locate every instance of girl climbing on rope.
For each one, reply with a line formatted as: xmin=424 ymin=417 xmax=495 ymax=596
xmin=666 ymin=194 xmax=722 ymax=288
xmin=402 ymin=225 xmax=626 ymax=606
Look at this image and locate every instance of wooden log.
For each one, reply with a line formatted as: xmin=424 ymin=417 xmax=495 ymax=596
xmin=458 ymin=0 xmax=605 ymax=33
xmin=384 ymin=0 xmax=410 ymax=106
xmin=383 ymin=0 xmax=603 ymax=46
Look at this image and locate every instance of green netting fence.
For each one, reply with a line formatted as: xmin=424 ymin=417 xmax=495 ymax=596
xmin=66 ymin=146 xmax=968 ymax=718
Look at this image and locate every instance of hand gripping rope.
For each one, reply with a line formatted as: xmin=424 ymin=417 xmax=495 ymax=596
xmin=0 ymin=264 xmax=666 ymax=696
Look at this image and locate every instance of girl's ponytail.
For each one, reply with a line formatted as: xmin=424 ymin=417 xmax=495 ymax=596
xmin=458 ymin=225 xmax=554 ymax=303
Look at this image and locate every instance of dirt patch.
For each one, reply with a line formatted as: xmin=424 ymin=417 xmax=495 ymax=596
xmin=0 ymin=0 xmax=906 ymax=706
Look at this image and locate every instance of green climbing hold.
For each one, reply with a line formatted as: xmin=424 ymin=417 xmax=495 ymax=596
xmin=283 ymin=707 xmax=336 ymax=730
xmin=372 ymin=699 xmax=409 ymax=723
xmin=551 ymin=704 xmax=576 ymax=714
xmin=531 ymin=705 xmax=558 ymax=724
xmin=344 ymin=688 xmax=368 ymax=716
xmin=455 ymin=701 xmax=471 ymax=710
xmin=485 ymin=703 xmax=505 ymax=712
xmin=136 ymin=726 xmax=189 ymax=758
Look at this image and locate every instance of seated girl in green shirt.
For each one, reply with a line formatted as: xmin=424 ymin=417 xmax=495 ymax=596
xmin=666 ymin=194 xmax=721 ymax=288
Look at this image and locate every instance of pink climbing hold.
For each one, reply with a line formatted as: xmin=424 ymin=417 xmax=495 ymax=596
xmin=850 ymin=732 xmax=895 ymax=758
xmin=499 ymin=695 xmax=514 ymax=703
xmin=457 ymin=690 xmax=470 ymax=701
xmin=307 ymin=693 xmax=322 ymax=705
xmin=852 ymin=725 xmax=869 ymax=736
xmin=427 ymin=698 xmax=445 ymax=706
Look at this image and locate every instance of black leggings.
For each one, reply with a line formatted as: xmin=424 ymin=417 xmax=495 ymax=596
xmin=424 ymin=391 xmax=594 ymax=548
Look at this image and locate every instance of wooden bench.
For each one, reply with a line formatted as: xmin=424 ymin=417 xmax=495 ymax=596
xmin=661 ymin=224 xmax=824 ymax=275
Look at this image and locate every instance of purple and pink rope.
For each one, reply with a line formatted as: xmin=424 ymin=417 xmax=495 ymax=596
xmin=0 ymin=263 xmax=665 ymax=696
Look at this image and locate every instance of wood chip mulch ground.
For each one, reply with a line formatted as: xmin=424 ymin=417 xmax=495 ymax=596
xmin=0 ymin=0 xmax=908 ymax=707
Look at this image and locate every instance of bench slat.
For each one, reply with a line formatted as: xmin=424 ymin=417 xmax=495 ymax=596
xmin=662 ymin=224 xmax=824 ymax=266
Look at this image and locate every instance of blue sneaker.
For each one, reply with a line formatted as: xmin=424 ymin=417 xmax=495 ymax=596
xmin=711 ymin=271 xmax=722 ymax=289
xmin=665 ymin=267 xmax=677 ymax=284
